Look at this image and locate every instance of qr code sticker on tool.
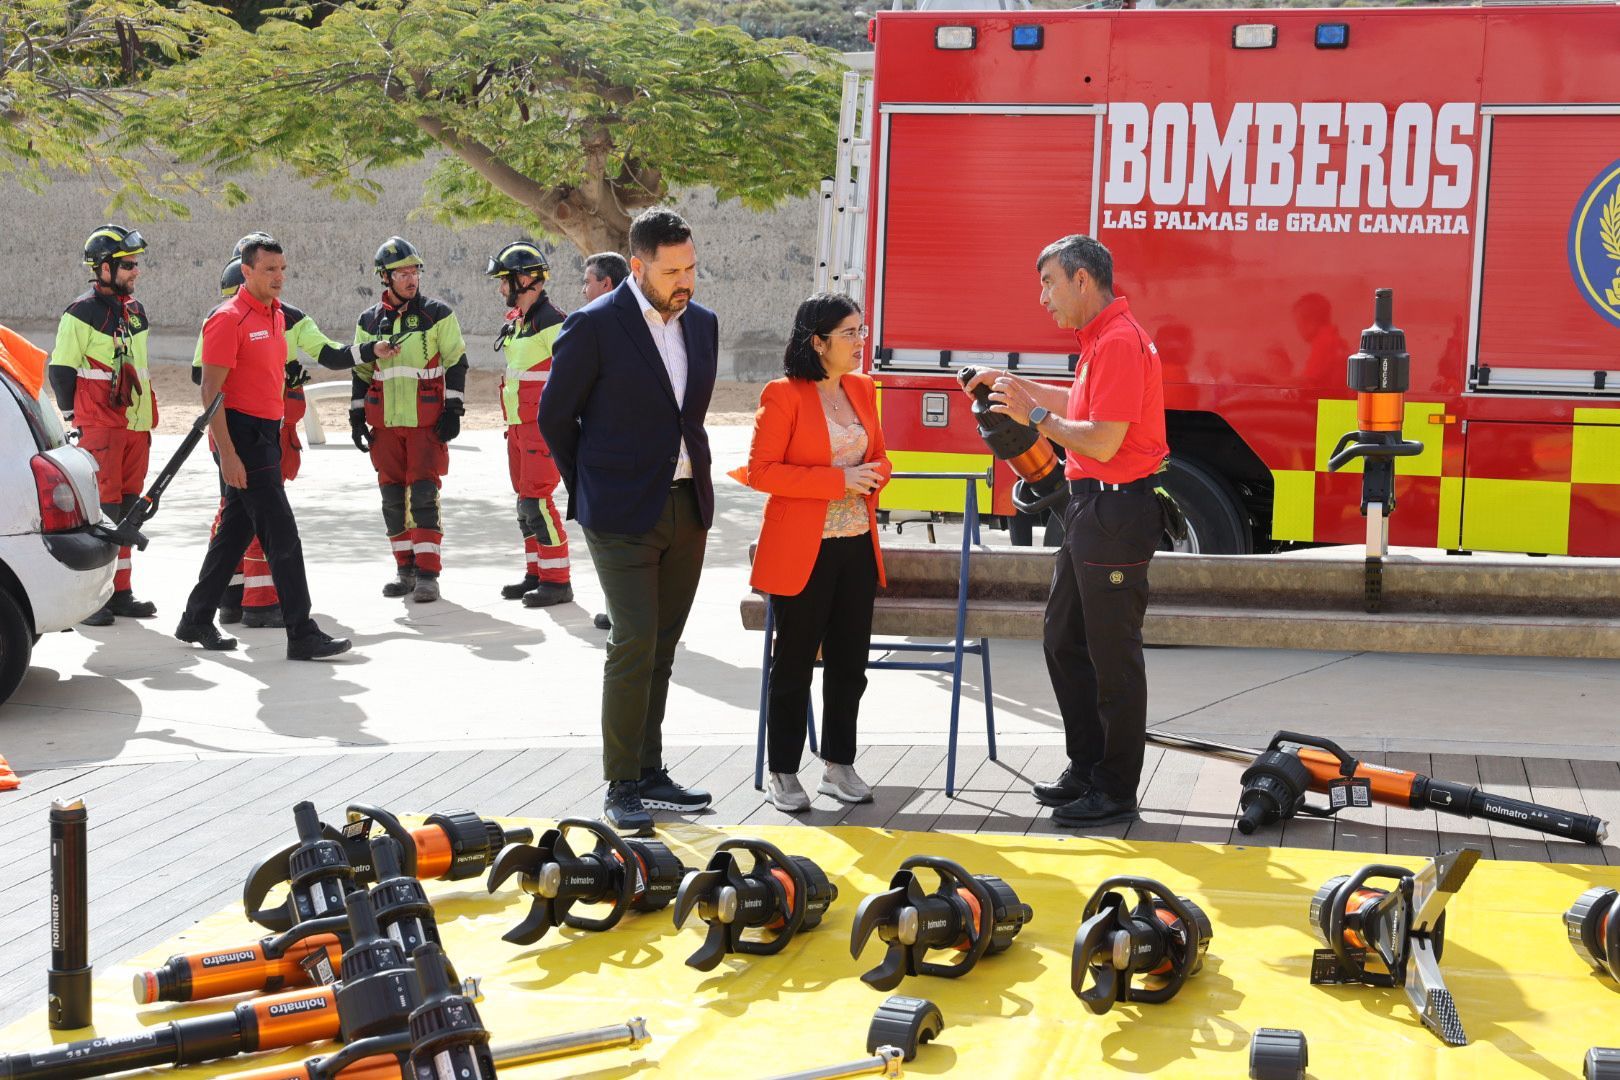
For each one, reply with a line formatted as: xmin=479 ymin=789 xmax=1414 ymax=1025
xmin=1329 ymin=777 xmax=1372 ymax=810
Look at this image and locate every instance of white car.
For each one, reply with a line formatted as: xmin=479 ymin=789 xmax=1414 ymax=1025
xmin=0 ymin=367 xmax=117 ymax=704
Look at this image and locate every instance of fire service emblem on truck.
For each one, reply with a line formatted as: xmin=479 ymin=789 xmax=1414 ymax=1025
xmin=1569 ymin=160 xmax=1620 ymax=329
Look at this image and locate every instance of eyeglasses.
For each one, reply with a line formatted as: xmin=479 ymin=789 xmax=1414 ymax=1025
xmin=822 ymin=324 xmax=870 ymax=341
xmin=117 ymin=260 xmax=140 ymax=271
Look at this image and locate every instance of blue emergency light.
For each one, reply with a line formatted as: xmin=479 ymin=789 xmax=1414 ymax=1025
xmin=1315 ymin=23 xmax=1349 ymax=49
xmin=1012 ymin=25 xmax=1044 ymax=50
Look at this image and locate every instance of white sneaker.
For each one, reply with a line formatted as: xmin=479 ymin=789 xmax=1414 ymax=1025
xmin=819 ymin=762 xmax=874 ymax=804
xmin=767 ymin=771 xmax=812 ymax=813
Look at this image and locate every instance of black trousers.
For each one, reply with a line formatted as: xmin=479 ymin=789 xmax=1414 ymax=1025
xmin=767 ymin=534 xmax=878 ymax=773
xmin=183 ymin=410 xmax=317 ymax=639
xmin=1044 ymin=486 xmax=1161 ymax=801
xmin=583 ymin=483 xmax=708 ymax=782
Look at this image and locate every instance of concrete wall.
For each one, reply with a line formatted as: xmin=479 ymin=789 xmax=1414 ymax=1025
xmin=0 ymin=158 xmax=820 ymax=379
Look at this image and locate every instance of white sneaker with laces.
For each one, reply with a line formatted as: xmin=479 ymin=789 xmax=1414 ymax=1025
xmin=767 ymin=771 xmax=812 ymax=813
xmin=818 ymin=762 xmax=874 ymax=804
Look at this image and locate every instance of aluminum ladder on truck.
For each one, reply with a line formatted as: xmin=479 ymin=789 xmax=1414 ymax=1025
xmin=815 ymin=70 xmax=875 ymax=296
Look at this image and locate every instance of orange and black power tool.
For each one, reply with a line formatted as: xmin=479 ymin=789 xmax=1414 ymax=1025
xmin=956 ymin=366 xmax=1068 ymax=516
xmin=1235 ymin=730 xmax=1608 ymax=846
xmin=1 ymin=983 xmax=341 ymax=1080
xmin=1324 ymin=288 xmax=1424 ymax=609
xmin=1308 ymin=847 xmax=1480 ymax=1047
xmin=1566 ymin=887 xmax=1620 ymax=984
xmin=850 ymin=855 xmax=1033 ymax=992
xmin=486 ymin=818 xmax=688 ymax=945
xmin=671 ymin=838 xmax=839 ymax=970
xmin=137 ymin=834 xmax=439 ymax=1005
xmin=218 ymin=943 xmax=497 ymax=1080
xmin=1071 ymin=876 xmax=1211 ymax=1016
xmin=245 ymin=802 xmax=532 ymax=932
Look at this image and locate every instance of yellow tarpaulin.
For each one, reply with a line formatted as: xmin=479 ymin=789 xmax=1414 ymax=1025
xmin=5 ymin=824 xmax=1617 ymax=1078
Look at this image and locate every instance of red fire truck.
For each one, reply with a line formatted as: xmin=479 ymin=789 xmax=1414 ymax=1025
xmin=819 ymin=3 xmax=1620 ymax=555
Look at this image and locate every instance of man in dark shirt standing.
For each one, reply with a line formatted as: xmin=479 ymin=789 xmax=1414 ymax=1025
xmin=963 ymin=234 xmax=1169 ymax=828
xmin=175 ymin=236 xmax=357 ymax=661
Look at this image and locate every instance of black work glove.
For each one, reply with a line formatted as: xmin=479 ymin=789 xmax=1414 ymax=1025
xmin=349 ymin=408 xmax=372 ymax=452
xmin=434 ymin=400 xmax=463 ymax=444
xmin=285 ymin=360 xmax=312 ymax=391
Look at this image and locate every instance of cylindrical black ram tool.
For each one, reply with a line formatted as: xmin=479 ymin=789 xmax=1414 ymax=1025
xmin=47 ymin=798 xmax=91 ymax=1031
xmin=1417 ymin=777 xmax=1607 ymax=845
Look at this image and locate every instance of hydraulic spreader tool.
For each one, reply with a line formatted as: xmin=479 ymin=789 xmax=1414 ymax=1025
xmin=245 ymin=801 xmax=531 ymax=931
xmin=850 ymin=856 xmax=1033 ymax=991
xmin=486 ymin=818 xmax=687 ymax=945
xmin=672 ymin=838 xmax=839 ymax=970
xmin=140 ymin=834 xmax=445 ymax=1005
xmin=954 ymin=366 xmax=1066 ymax=515
xmin=1323 ymin=288 xmax=1425 ymax=611
xmin=1071 ymin=876 xmax=1212 ymax=1015
xmin=1145 ymin=729 xmax=1609 ymax=845
xmin=1565 ymin=886 xmax=1620 ymax=983
xmin=1308 ymin=847 xmax=1480 ymax=1047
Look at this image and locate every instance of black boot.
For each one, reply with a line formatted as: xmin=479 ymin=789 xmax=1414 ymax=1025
xmin=288 ymin=628 xmax=353 ymax=661
xmin=521 ymin=582 xmax=574 ymax=608
xmin=242 ymin=605 xmax=285 ymax=629
xmin=382 ymin=564 xmax=417 ymax=598
xmin=81 ymin=604 xmax=114 ymax=627
xmin=106 ymin=590 xmax=157 ymax=618
xmin=501 ymin=574 xmax=539 ymax=600
xmin=175 ymin=619 xmax=238 ymax=651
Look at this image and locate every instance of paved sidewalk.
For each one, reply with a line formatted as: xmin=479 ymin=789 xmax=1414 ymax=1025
xmin=2 ymin=425 xmax=1616 ymax=772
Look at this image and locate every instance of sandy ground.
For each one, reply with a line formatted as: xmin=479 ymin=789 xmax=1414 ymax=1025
xmin=145 ymin=364 xmax=766 ymax=435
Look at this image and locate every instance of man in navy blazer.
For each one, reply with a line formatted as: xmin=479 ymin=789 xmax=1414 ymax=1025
xmin=539 ymin=208 xmax=716 ymax=835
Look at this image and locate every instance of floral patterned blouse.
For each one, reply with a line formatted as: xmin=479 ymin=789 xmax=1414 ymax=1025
xmin=823 ymin=414 xmax=871 ymax=538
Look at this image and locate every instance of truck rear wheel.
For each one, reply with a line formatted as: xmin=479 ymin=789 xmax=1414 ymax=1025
xmin=1156 ymin=456 xmax=1252 ymax=554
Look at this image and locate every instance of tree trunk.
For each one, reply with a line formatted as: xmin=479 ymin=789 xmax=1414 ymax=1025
xmin=538 ymin=191 xmax=634 ymax=256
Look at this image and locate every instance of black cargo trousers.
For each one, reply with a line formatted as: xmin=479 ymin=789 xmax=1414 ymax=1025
xmin=1043 ymin=480 xmax=1163 ymax=802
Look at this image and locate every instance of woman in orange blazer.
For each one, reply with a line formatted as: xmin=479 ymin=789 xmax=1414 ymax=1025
xmin=731 ymin=294 xmax=892 ymax=813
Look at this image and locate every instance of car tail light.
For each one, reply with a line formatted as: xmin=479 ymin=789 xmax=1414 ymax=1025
xmin=32 ymin=455 xmax=89 ymax=533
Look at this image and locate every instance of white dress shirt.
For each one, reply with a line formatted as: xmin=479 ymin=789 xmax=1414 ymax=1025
xmin=625 ymin=272 xmax=693 ymax=480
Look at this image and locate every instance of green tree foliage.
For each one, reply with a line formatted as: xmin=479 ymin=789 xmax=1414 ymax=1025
xmin=122 ymin=0 xmax=842 ymax=253
xmin=0 ymin=1 xmax=229 ymax=215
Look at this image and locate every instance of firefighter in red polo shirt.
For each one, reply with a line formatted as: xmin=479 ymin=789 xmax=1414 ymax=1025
xmin=175 ymin=235 xmax=353 ymax=661
xmin=964 ymin=234 xmax=1169 ymax=830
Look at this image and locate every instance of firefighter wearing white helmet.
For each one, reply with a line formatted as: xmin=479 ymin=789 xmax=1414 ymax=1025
xmin=47 ymin=224 xmax=158 ymax=626
xmin=487 ymin=240 xmax=573 ymax=607
xmin=351 ymin=236 xmax=467 ymax=604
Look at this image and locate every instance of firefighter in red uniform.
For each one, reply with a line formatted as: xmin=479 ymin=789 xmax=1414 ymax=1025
xmin=48 ymin=225 xmax=159 ymax=627
xmin=351 ymin=238 xmax=468 ymax=604
xmin=198 ymin=239 xmax=393 ymax=626
xmin=487 ymin=241 xmax=574 ymax=606
xmin=964 ymin=234 xmax=1169 ymax=829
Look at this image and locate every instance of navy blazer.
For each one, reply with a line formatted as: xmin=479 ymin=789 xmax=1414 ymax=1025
xmin=538 ymin=279 xmax=717 ymax=535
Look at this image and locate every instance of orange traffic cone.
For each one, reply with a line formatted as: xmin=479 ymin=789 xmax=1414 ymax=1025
xmin=0 ymin=753 xmax=19 ymax=792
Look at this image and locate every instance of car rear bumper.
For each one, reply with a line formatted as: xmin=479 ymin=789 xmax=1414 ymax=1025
xmin=0 ymin=530 xmax=116 ymax=633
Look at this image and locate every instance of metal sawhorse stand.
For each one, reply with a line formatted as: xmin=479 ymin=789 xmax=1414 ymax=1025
xmin=753 ymin=470 xmax=997 ymax=798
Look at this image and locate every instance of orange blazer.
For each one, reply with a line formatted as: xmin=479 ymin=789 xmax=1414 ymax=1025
xmin=730 ymin=374 xmax=892 ymax=597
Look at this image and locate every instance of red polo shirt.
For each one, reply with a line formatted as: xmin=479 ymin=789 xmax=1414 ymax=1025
xmin=201 ymin=289 xmax=286 ymax=422
xmin=1064 ymin=296 xmax=1168 ymax=484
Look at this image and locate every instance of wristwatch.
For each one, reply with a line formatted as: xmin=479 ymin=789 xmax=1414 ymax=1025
xmin=1027 ymin=406 xmax=1050 ymax=427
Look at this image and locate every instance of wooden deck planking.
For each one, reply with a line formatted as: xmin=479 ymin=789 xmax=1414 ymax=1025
xmin=4 ymin=740 xmax=1619 ymax=1029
